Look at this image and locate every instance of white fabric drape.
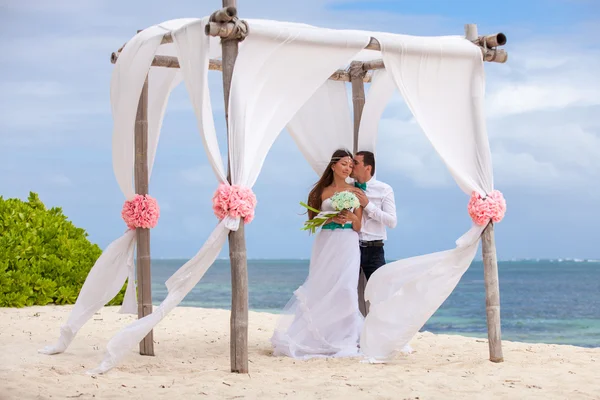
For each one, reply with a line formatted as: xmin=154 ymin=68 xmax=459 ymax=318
xmin=287 ymin=80 xmax=353 ymax=175
xmin=39 ymin=21 xmax=187 ymax=356
xmin=357 ymin=69 xmax=396 ymax=154
xmin=360 ymin=34 xmax=493 ymax=360
xmin=229 ymin=23 xmax=371 ymax=188
xmin=86 ymin=19 xmax=371 ymax=374
xmin=88 ymin=18 xmax=227 ymax=374
xmin=286 ymin=69 xmax=395 ymax=178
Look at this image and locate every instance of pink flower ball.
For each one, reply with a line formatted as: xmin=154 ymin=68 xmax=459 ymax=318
xmin=122 ymin=194 xmax=160 ymax=230
xmin=212 ymin=184 xmax=257 ymax=224
xmin=212 ymin=184 xmax=232 ymax=220
xmin=467 ymin=190 xmax=506 ymax=226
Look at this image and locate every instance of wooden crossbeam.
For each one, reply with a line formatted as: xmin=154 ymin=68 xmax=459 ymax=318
xmin=110 ymin=51 xmax=373 ymax=82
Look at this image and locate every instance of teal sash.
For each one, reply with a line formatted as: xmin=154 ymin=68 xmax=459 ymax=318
xmin=322 ymin=222 xmax=353 ymax=230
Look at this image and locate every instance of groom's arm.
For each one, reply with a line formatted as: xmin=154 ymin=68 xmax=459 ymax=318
xmin=364 ymin=187 xmax=397 ymax=229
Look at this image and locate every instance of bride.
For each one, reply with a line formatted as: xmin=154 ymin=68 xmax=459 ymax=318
xmin=271 ymin=149 xmax=364 ymax=359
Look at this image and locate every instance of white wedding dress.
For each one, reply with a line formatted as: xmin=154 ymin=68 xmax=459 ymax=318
xmin=271 ymin=198 xmax=364 ymax=359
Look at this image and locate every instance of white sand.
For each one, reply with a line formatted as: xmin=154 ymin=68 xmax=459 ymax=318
xmin=0 ymin=306 xmax=598 ymax=400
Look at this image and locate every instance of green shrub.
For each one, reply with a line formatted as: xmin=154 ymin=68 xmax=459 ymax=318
xmin=0 ymin=192 xmax=126 ymax=307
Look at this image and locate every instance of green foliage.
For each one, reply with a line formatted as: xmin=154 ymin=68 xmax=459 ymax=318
xmin=0 ymin=192 xmax=126 ymax=307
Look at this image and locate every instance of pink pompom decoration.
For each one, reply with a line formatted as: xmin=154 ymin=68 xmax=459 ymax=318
xmin=467 ymin=190 xmax=506 ymax=226
xmin=122 ymin=194 xmax=160 ymax=230
xmin=212 ymin=184 xmax=257 ymax=224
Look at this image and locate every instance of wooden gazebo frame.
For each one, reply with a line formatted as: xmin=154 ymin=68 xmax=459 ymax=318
xmin=110 ymin=0 xmax=508 ymax=374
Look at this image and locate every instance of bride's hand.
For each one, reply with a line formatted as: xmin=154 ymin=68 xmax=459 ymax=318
xmin=338 ymin=210 xmax=356 ymax=223
xmin=332 ymin=214 xmax=347 ymax=224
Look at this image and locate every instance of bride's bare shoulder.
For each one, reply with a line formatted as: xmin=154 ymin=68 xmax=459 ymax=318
xmin=321 ymin=186 xmax=334 ymax=200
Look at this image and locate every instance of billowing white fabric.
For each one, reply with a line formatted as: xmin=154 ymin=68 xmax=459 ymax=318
xmin=111 ymin=20 xmax=197 ymax=198
xmin=170 ymin=20 xmax=227 ymax=184
xmin=272 ymin=199 xmax=363 ymax=358
xmin=357 ymin=69 xmax=396 ymax=153
xmin=87 ymin=19 xmax=371 ymax=374
xmin=287 ymin=80 xmax=353 ymax=175
xmin=39 ymin=21 xmax=188 ymax=356
xmin=286 ymin=69 xmax=395 ymax=179
xmin=87 ymin=18 xmax=227 ymax=374
xmin=381 ymin=35 xmax=493 ymax=195
xmin=229 ymin=22 xmax=371 ymax=188
xmin=360 ymin=34 xmax=493 ymax=360
xmin=38 ymin=231 xmax=136 ymax=355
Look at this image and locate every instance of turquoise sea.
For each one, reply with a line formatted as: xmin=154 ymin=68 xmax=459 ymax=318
xmin=149 ymin=259 xmax=600 ymax=348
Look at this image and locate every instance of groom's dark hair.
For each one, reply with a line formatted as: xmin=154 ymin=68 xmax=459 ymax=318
xmin=357 ymin=151 xmax=375 ymax=176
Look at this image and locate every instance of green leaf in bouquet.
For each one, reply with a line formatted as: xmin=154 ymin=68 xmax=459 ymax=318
xmin=299 ymin=202 xmax=320 ymax=214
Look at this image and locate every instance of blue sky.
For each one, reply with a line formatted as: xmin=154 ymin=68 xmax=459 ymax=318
xmin=1 ymin=0 xmax=599 ymax=260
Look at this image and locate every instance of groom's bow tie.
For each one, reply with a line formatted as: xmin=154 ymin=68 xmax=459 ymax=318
xmin=354 ymin=182 xmax=367 ymax=191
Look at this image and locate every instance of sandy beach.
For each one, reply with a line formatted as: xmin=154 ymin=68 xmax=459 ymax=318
xmin=1 ymin=306 xmax=598 ymax=399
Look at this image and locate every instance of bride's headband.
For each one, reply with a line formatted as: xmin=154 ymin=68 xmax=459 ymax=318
xmin=330 ymin=151 xmax=353 ymax=163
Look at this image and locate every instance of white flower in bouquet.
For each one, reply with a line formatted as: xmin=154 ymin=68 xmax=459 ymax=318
xmin=330 ymin=191 xmax=360 ymax=211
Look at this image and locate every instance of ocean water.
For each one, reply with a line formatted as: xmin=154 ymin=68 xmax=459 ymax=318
xmin=150 ymin=259 xmax=600 ymax=348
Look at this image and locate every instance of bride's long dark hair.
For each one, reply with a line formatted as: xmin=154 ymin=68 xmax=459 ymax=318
xmin=307 ymin=149 xmax=353 ymax=219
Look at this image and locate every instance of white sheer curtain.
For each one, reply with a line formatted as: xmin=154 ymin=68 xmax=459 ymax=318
xmin=357 ymin=69 xmax=396 ymax=154
xmin=286 ymin=69 xmax=395 ymax=177
xmin=287 ymin=80 xmax=353 ymax=175
xmin=39 ymin=20 xmax=188 ymax=356
xmin=360 ymin=34 xmax=493 ymax=360
xmin=229 ymin=22 xmax=371 ymax=188
xmin=87 ymin=19 xmax=371 ymax=374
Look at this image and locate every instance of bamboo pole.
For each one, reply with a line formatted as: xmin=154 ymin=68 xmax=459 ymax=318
xmin=216 ymin=1 xmax=249 ymax=374
xmin=134 ymin=76 xmax=154 ymax=356
xmin=480 ymin=33 xmax=507 ymax=48
xmin=482 ymin=48 xmax=508 ymax=63
xmin=361 ymin=59 xmax=384 ymax=72
xmin=349 ymin=62 xmax=369 ymax=317
xmin=465 ymin=25 xmax=508 ymax=63
xmin=206 ymin=22 xmax=238 ymax=38
xmin=482 ymin=222 xmax=504 ymax=362
xmin=210 ymin=6 xmax=237 ymax=22
xmin=466 ymin=24 xmax=504 ymax=363
xmin=464 ymin=24 xmax=479 ymax=41
xmin=350 ymin=62 xmax=365 ymax=152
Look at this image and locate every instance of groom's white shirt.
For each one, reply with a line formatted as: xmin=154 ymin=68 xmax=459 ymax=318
xmin=359 ymin=177 xmax=397 ymax=242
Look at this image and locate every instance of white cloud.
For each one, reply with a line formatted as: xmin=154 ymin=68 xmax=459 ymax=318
xmin=486 ymin=83 xmax=598 ymax=118
xmin=376 ymin=118 xmax=454 ymax=188
xmin=492 ymin=151 xmax=572 ymax=187
xmin=377 ymin=100 xmax=600 ymax=192
xmin=485 ymin=34 xmax=600 ymax=118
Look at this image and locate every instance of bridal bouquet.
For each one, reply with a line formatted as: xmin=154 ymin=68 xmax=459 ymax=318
xmin=300 ymin=190 xmax=360 ymax=234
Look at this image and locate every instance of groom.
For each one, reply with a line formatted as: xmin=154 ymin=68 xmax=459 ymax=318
xmin=350 ymin=151 xmax=398 ymax=281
